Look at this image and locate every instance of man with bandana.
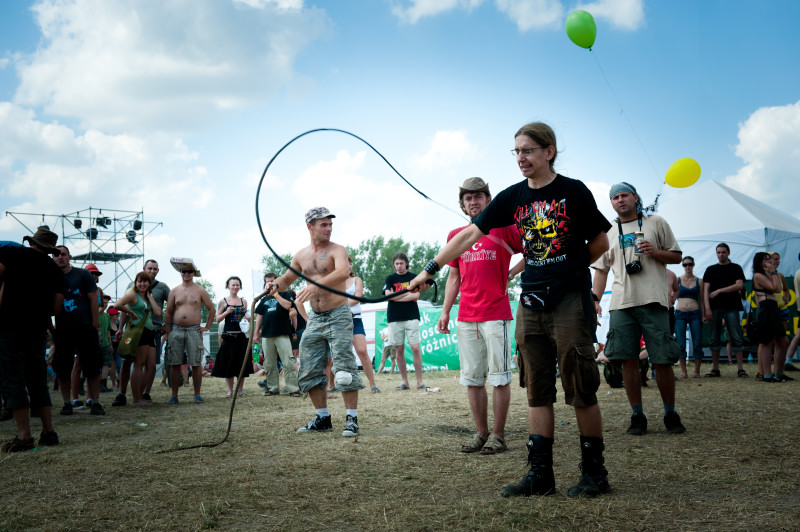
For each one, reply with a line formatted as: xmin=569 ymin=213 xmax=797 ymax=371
xmin=591 ymin=182 xmax=686 ymax=436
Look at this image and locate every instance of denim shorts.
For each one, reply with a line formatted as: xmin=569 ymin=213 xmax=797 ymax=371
xmin=352 ymin=317 xmax=366 ymax=336
xmin=298 ymin=304 xmax=361 ymax=393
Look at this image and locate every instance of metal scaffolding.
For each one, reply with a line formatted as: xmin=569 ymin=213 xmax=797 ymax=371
xmin=5 ymin=207 xmax=163 ymax=300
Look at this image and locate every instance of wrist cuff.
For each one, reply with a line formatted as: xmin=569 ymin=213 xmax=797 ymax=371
xmin=424 ymin=259 xmax=441 ymax=276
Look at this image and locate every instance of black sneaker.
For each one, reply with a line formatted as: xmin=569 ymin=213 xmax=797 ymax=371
xmin=776 ymin=374 xmax=795 ymax=382
xmin=60 ymin=403 xmax=73 ymax=416
xmin=39 ymin=431 xmax=59 ymax=447
xmin=100 ymin=385 xmax=113 ymax=393
xmin=142 ymin=392 xmax=152 ymax=401
xmin=90 ymin=402 xmax=106 ymax=416
xmin=500 ymin=468 xmax=556 ymax=497
xmin=297 ymin=414 xmax=332 ymax=433
xmin=626 ymin=412 xmax=647 ymax=435
xmin=72 ymin=399 xmax=83 ymax=408
xmin=784 ymin=364 xmax=798 ymax=372
xmin=2 ymin=436 xmax=35 ymax=453
xmin=566 ymin=467 xmax=611 ymax=498
xmin=342 ymin=415 xmax=359 ymax=437
xmin=112 ymin=393 xmax=127 ymax=407
xmin=257 ymin=380 xmax=269 ymax=390
xmin=664 ymin=411 xmax=686 ymax=434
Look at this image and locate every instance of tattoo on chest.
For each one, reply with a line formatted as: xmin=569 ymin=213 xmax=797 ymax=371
xmin=312 ymin=251 xmax=329 ymax=274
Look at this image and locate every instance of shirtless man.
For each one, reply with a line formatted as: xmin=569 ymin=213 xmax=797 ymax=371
xmin=266 ymin=207 xmax=361 ymax=437
xmin=163 ymin=261 xmax=215 ymax=404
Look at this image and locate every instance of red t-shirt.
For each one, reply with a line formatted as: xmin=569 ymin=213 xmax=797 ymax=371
xmin=447 ymin=224 xmax=522 ymax=322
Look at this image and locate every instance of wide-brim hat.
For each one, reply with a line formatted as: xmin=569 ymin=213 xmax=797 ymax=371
xmin=170 ymin=257 xmax=201 ymax=277
xmin=459 ymin=177 xmax=491 ymax=200
xmin=22 ymin=226 xmax=59 ymax=254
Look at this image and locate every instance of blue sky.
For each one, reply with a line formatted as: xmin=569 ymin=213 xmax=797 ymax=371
xmin=2 ymin=0 xmax=799 ymax=298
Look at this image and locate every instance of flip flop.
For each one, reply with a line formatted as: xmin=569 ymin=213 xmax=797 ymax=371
xmin=194 ymin=396 xmax=204 ymax=404
xmin=224 ymin=393 xmax=232 ymax=398
xmin=371 ymin=386 xmax=380 ymax=393
xmin=237 ymin=392 xmax=248 ymax=397
xmin=396 ymin=384 xmax=410 ymax=390
xmin=168 ymin=397 xmax=179 ymax=405
xmin=418 ymin=384 xmax=427 ymax=389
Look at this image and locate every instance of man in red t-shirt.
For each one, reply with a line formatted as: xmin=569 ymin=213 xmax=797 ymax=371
xmin=438 ymin=177 xmax=523 ymax=455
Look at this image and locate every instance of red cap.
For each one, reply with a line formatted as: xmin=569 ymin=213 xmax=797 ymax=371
xmin=85 ymin=264 xmax=103 ymax=276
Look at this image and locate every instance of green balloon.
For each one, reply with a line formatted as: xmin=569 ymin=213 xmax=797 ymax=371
xmin=565 ymin=10 xmax=596 ymax=50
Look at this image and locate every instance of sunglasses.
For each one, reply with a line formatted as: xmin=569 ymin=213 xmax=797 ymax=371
xmin=682 ymin=263 xmax=694 ymax=267
xmin=180 ymin=270 xmax=195 ymax=274
xmin=52 ymin=251 xmax=65 ymax=257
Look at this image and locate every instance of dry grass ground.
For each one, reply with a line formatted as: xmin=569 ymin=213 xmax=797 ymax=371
xmin=1 ymin=363 xmax=798 ymax=531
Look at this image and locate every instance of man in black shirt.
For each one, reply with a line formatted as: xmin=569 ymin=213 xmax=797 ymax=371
xmin=702 ymin=243 xmax=746 ymax=377
xmin=408 ymin=122 xmax=611 ymax=499
xmin=254 ymin=273 xmax=300 ymax=396
xmin=0 ymin=227 xmax=64 ymax=452
xmin=384 ymin=252 xmax=425 ymax=390
xmin=53 ymin=245 xmax=104 ymax=416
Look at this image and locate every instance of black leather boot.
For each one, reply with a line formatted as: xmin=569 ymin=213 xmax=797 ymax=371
xmin=500 ymin=435 xmax=556 ymax=497
xmin=567 ymin=436 xmax=611 ymax=498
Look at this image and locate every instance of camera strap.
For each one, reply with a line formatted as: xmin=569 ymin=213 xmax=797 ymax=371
xmin=616 ymin=214 xmax=643 ymax=265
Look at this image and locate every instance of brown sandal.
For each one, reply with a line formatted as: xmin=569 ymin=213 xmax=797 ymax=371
xmin=460 ymin=433 xmax=488 ymax=453
xmin=479 ymin=433 xmax=508 ymax=455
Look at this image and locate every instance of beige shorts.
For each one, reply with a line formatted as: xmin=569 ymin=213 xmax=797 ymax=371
xmin=166 ymin=324 xmax=204 ymax=367
xmin=388 ymin=320 xmax=420 ymax=346
xmin=457 ymin=320 xmax=513 ymax=387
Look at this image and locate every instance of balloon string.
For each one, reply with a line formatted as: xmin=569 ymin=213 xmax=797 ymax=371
xmin=590 ymin=51 xmax=662 ymax=184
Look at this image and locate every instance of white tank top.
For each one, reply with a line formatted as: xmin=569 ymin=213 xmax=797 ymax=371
xmin=346 ymin=278 xmax=362 ymax=318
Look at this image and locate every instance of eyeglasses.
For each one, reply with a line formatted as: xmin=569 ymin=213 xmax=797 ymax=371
xmin=510 ymin=147 xmax=545 ymax=157
xmin=180 ymin=270 xmax=195 ymax=274
xmin=682 ymin=263 xmax=694 ymax=267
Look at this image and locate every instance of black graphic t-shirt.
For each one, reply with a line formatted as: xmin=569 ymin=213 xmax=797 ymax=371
xmin=55 ymin=267 xmax=98 ymax=329
xmin=474 ymin=174 xmax=611 ymax=290
xmin=383 ymin=271 xmax=420 ymax=323
xmin=255 ymin=291 xmax=294 ymax=338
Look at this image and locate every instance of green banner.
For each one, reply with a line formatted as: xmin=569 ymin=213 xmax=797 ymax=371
xmin=373 ymin=302 xmax=519 ymax=371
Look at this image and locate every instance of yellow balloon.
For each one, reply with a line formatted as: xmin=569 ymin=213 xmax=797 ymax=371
xmin=665 ymin=158 xmax=701 ymax=188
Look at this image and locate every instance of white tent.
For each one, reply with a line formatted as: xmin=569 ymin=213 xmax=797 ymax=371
xmin=656 ymin=180 xmax=800 ymax=279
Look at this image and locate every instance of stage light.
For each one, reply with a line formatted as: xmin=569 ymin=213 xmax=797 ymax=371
xmin=96 ymin=216 xmax=106 ymax=228
xmin=73 ymin=219 xmax=82 ymax=229
xmin=126 ymin=230 xmax=138 ymax=244
xmin=85 ymin=228 xmax=98 ymax=240
xmin=133 ymin=219 xmax=142 ymax=231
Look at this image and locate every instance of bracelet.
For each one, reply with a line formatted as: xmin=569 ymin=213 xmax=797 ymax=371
xmin=591 ymin=293 xmax=600 ymax=302
xmin=424 ymin=259 xmax=441 ymax=276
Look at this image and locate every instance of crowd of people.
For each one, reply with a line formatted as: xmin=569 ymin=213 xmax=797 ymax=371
xmin=1 ymin=122 xmax=797 ymax=503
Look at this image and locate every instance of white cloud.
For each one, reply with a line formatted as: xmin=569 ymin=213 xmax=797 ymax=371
xmin=13 ymin=0 xmax=331 ymax=134
xmin=724 ymin=101 xmax=800 ymax=216
xmin=413 ymin=130 xmax=478 ymax=170
xmin=393 ymin=0 xmax=643 ymax=32
xmin=495 ymin=0 xmax=564 ymax=31
xmin=577 ymin=0 xmax=645 ymax=31
xmin=393 ymin=0 xmax=484 ymax=24
xmin=0 ymin=103 xmax=213 ymax=216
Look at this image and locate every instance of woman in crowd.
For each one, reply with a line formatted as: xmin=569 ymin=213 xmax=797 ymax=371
xmin=347 ymin=257 xmax=380 ymax=392
xmin=674 ymin=256 xmax=706 ymax=378
xmin=115 ymin=271 xmax=161 ymax=406
xmin=751 ymin=252 xmax=792 ymax=382
xmin=212 ymin=276 xmax=252 ymax=397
